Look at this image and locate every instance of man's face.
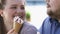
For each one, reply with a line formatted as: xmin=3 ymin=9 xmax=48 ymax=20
xmin=1 ymin=0 xmax=25 ymax=23
xmin=46 ymin=0 xmax=60 ymax=18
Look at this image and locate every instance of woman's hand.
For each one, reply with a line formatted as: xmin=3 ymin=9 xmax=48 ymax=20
xmin=7 ymin=29 xmax=18 ymax=34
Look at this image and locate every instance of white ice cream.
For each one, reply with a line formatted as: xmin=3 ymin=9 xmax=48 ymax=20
xmin=13 ymin=16 xmax=24 ymax=24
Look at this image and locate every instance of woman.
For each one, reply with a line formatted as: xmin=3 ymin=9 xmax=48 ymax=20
xmin=0 ymin=0 xmax=37 ymax=34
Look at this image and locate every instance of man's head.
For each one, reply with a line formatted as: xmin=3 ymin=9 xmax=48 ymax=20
xmin=46 ymin=0 xmax=60 ymax=19
xmin=0 ymin=0 xmax=25 ymax=23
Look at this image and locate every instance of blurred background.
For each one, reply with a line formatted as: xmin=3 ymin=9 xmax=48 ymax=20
xmin=25 ymin=0 xmax=48 ymax=29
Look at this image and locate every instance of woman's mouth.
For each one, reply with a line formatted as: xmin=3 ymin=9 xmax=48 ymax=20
xmin=13 ymin=15 xmax=23 ymax=19
xmin=13 ymin=16 xmax=24 ymax=24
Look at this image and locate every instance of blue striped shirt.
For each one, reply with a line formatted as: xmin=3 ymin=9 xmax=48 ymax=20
xmin=39 ymin=17 xmax=60 ymax=34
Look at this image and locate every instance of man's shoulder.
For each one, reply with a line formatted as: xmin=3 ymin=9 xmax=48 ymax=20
xmin=43 ymin=17 xmax=51 ymax=23
xmin=42 ymin=17 xmax=52 ymax=28
xmin=39 ymin=17 xmax=52 ymax=34
xmin=44 ymin=17 xmax=51 ymax=21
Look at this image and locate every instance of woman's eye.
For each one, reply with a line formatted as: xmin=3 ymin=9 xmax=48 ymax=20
xmin=10 ymin=7 xmax=17 ymax=9
xmin=21 ymin=6 xmax=25 ymax=10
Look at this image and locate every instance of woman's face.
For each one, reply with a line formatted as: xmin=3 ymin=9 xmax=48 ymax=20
xmin=1 ymin=0 xmax=25 ymax=23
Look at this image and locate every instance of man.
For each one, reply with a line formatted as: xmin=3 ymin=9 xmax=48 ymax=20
xmin=39 ymin=0 xmax=60 ymax=34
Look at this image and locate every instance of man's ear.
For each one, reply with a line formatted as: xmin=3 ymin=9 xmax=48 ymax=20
xmin=0 ymin=9 xmax=3 ymax=17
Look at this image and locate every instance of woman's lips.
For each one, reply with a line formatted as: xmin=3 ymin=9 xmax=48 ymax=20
xmin=13 ymin=15 xmax=23 ymax=19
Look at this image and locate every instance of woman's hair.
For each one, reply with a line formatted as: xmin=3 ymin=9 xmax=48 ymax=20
xmin=0 ymin=0 xmax=6 ymax=23
xmin=0 ymin=0 xmax=6 ymax=34
xmin=0 ymin=0 xmax=6 ymax=9
xmin=0 ymin=15 xmax=5 ymax=34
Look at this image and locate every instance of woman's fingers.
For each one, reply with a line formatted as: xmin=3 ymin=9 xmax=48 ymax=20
xmin=7 ymin=29 xmax=18 ymax=34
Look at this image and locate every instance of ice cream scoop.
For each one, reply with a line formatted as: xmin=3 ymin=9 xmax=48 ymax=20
xmin=13 ymin=16 xmax=24 ymax=33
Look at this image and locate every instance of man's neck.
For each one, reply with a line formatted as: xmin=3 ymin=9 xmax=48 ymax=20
xmin=58 ymin=20 xmax=60 ymax=23
xmin=57 ymin=18 xmax=60 ymax=23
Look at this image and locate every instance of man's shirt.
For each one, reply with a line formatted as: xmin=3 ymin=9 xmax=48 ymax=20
xmin=39 ymin=17 xmax=60 ymax=34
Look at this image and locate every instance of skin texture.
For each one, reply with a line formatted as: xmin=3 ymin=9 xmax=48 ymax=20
xmin=46 ymin=0 xmax=60 ymax=20
xmin=0 ymin=0 xmax=25 ymax=34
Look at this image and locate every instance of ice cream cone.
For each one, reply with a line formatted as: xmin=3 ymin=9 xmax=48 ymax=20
xmin=13 ymin=16 xmax=24 ymax=33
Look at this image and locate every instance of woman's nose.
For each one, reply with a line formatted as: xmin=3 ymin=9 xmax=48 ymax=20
xmin=14 ymin=8 xmax=24 ymax=16
xmin=14 ymin=8 xmax=22 ymax=16
xmin=16 ymin=8 xmax=22 ymax=13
